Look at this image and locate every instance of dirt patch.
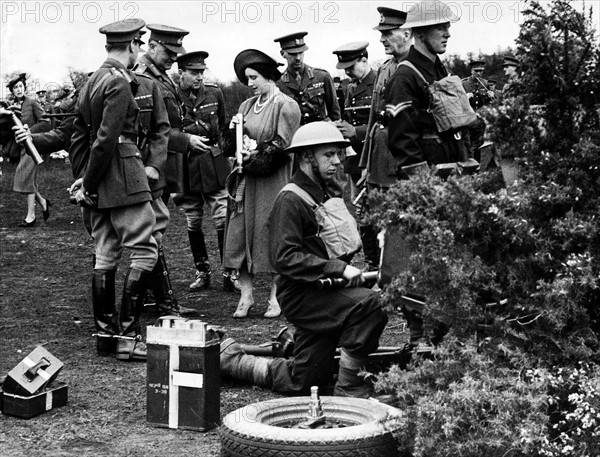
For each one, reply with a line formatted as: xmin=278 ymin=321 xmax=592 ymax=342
xmin=0 ymin=158 xmax=406 ymax=456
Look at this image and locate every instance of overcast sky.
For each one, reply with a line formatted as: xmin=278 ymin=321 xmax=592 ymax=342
xmin=1 ymin=1 xmax=598 ymax=95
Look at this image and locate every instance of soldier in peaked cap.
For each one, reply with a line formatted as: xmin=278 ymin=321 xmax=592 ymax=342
xmin=275 ymin=31 xmax=341 ymax=125
xmin=171 ymin=51 xmax=241 ymax=294
xmin=356 ymin=6 xmax=412 ymax=270
xmin=502 ymin=56 xmax=520 ymax=96
xmin=332 ymin=41 xmax=376 ymax=200
xmin=69 ymin=18 xmax=167 ymax=361
xmin=461 ymin=59 xmax=494 ymax=150
xmin=133 ymin=24 xmax=199 ymax=319
xmin=462 ymin=60 xmax=494 ymax=110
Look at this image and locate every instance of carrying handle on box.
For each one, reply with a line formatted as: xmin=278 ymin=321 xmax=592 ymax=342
xmin=25 ymin=357 xmax=50 ymax=380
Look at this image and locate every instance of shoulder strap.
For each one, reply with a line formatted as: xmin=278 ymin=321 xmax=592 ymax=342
xmin=398 ymin=61 xmax=428 ymax=86
xmin=90 ymin=72 xmax=114 ymax=101
xmin=281 ymin=183 xmax=318 ymax=208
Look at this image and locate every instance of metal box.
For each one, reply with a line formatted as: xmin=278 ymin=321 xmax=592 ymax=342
xmin=146 ymin=317 xmax=220 ymax=432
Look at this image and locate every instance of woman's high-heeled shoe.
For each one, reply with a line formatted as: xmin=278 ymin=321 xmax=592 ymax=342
xmin=18 ymin=218 xmax=36 ymax=228
xmin=264 ymin=300 xmax=281 ymax=318
xmin=233 ymin=301 xmax=254 ymax=318
xmin=42 ymin=199 xmax=52 ymax=222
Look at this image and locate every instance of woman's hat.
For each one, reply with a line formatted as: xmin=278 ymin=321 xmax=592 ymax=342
xmin=7 ymin=73 xmax=27 ymax=91
xmin=234 ymin=49 xmax=283 ymax=85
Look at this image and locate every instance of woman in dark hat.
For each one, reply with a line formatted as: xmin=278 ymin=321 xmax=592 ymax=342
xmin=7 ymin=73 xmax=50 ymax=227
xmin=224 ymin=49 xmax=301 ymax=318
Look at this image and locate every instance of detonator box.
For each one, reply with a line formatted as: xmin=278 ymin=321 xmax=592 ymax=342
xmin=146 ymin=317 xmax=220 ymax=432
xmin=1 ymin=346 xmax=68 ymax=419
xmin=1 ymin=382 xmax=68 ymax=419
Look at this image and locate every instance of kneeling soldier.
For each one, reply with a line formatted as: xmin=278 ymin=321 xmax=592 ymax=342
xmin=220 ymin=122 xmax=388 ymax=397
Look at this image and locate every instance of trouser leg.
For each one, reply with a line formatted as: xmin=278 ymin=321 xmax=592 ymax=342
xmin=269 ymin=327 xmax=339 ymax=395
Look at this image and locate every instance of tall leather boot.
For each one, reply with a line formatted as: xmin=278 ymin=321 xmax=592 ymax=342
xmin=151 ymin=246 xmax=198 ymax=317
xmin=333 ymin=349 xmax=373 ymax=398
xmin=188 ymin=230 xmax=211 ymax=291
xmin=220 ymin=338 xmax=272 ymax=387
xmin=116 ymin=268 xmax=149 ymax=361
xmin=361 ymin=225 xmax=380 ymax=271
xmin=219 ymin=228 xmax=241 ymax=293
xmin=92 ymin=269 xmax=118 ymax=356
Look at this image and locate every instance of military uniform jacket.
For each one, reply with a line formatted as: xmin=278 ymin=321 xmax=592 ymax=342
xmin=277 ymin=65 xmax=341 ymax=125
xmin=385 ymin=47 xmax=471 ymax=169
xmin=134 ymin=54 xmax=189 ymax=193
xmin=343 ymin=69 xmax=375 ymax=176
xmin=70 ymin=59 xmax=151 ymax=209
xmin=359 ymin=58 xmax=401 ymax=187
xmin=133 ymin=73 xmax=170 ymax=200
xmin=177 ymin=82 xmax=230 ymax=194
xmin=462 ymin=75 xmax=491 ymax=110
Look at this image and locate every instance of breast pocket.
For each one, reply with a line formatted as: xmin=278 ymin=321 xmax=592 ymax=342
xmin=306 ymin=86 xmax=325 ymax=102
xmin=118 ymin=143 xmax=149 ymax=196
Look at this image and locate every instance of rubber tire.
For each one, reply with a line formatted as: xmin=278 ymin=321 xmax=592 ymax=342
xmin=220 ymin=396 xmax=402 ymax=457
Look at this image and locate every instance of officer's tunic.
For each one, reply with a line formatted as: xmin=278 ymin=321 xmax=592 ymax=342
xmin=277 ymin=65 xmax=341 ymax=125
xmin=134 ymin=54 xmax=189 ymax=194
xmin=177 ymin=82 xmax=230 ymax=195
xmin=461 ymin=75 xmax=491 ymax=110
xmin=385 ymin=46 xmax=471 ymax=169
xmin=342 ymin=69 xmax=375 ymax=178
xmin=70 ymin=58 xmax=158 ymax=271
xmin=359 ymin=58 xmax=401 ymax=188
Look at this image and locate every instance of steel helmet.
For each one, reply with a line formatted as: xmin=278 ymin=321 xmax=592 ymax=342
xmin=404 ymin=0 xmax=460 ymax=29
xmin=285 ymin=122 xmax=350 ymax=153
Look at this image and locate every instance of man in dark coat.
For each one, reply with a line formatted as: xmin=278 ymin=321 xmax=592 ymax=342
xmin=332 ymin=41 xmax=376 ymax=200
xmin=385 ymin=0 xmax=471 ymax=171
xmin=384 ymin=0 xmax=467 ymax=350
xmin=172 ymin=51 xmax=240 ymax=293
xmin=357 ymin=6 xmax=412 ymax=269
xmin=220 ymin=122 xmax=387 ymax=398
xmin=275 ymin=32 xmax=341 ymax=125
xmin=69 ymin=19 xmax=160 ymax=361
xmin=132 ymin=23 xmax=197 ymax=317
xmin=462 ymin=60 xmax=493 ymax=151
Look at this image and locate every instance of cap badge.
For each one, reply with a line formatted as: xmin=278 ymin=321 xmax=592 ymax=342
xmin=380 ymin=14 xmax=385 ymax=23
xmin=177 ymin=37 xmax=183 ymax=45
xmin=294 ymin=38 xmax=301 ymax=45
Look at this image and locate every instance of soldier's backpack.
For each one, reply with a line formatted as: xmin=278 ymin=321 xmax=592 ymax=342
xmin=398 ymin=61 xmax=477 ymax=133
xmin=280 ymin=183 xmax=362 ymax=259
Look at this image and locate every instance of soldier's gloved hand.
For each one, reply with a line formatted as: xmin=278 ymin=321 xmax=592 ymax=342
xmin=145 ymin=166 xmax=159 ymax=182
xmin=12 ymin=124 xmax=31 ymax=144
xmin=335 ymin=120 xmax=356 ymax=139
xmin=342 ymin=264 xmax=365 ymax=288
xmin=189 ymin=135 xmax=211 ymax=153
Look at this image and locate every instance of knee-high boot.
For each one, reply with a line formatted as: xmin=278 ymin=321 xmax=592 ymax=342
xmin=188 ymin=230 xmax=211 ymax=291
xmin=219 ymin=228 xmax=241 ymax=293
xmin=116 ymin=268 xmax=149 ymax=361
xmin=151 ymin=246 xmax=198 ymax=317
xmin=92 ymin=269 xmax=118 ymax=356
